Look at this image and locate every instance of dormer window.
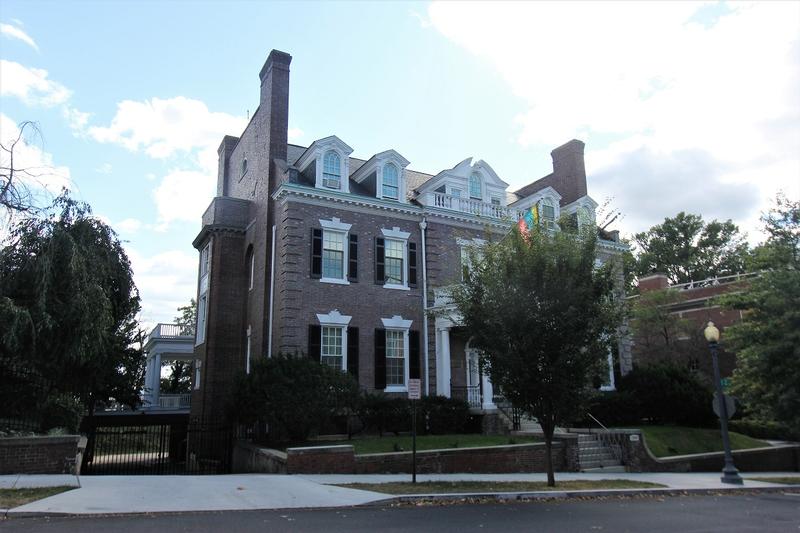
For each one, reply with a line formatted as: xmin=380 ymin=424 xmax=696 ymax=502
xmin=323 ymin=151 xmax=341 ymax=189
xmin=541 ymin=197 xmax=555 ymax=221
xmin=382 ymin=163 xmax=399 ymax=200
xmin=469 ymin=172 xmax=482 ymax=200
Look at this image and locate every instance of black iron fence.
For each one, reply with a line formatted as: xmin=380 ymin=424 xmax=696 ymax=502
xmin=451 ymin=385 xmax=482 ymax=408
xmin=80 ymin=414 xmax=233 ymax=475
xmin=0 ymin=358 xmax=65 ymax=435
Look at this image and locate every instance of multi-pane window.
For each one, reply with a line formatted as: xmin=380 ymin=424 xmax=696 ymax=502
xmin=322 ymin=231 xmax=345 ymax=279
xmin=386 ymin=330 xmax=405 ymax=386
xmin=541 ymin=198 xmax=555 ymax=221
xmin=323 ymin=150 xmax=341 ymax=189
xmin=451 ymin=188 xmax=462 ymax=198
xmin=491 ymin=196 xmax=501 ymax=206
xmin=321 ymin=326 xmax=343 ymax=370
xmin=382 ymin=164 xmax=399 ymax=200
xmin=384 ymin=239 xmax=404 ymax=285
xmin=469 ymin=172 xmax=482 ymax=199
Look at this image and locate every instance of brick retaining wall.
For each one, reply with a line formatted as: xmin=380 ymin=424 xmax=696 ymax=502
xmin=0 ymin=435 xmax=81 ymax=474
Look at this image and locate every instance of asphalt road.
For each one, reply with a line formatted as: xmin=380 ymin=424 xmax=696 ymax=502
xmin=3 ymin=492 xmax=799 ymax=532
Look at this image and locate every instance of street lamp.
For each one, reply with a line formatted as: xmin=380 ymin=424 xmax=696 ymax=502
xmin=704 ymin=321 xmax=743 ymax=485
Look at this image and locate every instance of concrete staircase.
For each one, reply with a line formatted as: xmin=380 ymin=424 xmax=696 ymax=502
xmin=577 ymin=434 xmax=625 ymax=472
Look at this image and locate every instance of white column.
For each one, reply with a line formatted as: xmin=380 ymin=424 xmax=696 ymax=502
xmin=481 ymin=369 xmax=495 ymax=410
xmin=438 ymin=328 xmax=451 ymax=398
xmin=153 ymin=353 xmax=162 ymax=407
xmin=143 ymin=356 xmax=154 ymax=406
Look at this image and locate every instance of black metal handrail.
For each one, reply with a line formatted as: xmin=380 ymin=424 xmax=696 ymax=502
xmin=451 ymin=385 xmax=481 ymax=408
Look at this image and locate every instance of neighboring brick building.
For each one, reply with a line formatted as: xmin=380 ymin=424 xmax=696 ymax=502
xmin=189 ymin=49 xmax=629 ymax=421
xmin=629 ymin=272 xmax=758 ymax=381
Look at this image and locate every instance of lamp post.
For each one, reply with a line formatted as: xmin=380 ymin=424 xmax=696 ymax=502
xmin=704 ymin=321 xmax=743 ymax=485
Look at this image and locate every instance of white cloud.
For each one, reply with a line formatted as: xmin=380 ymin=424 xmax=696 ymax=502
xmin=89 ymin=96 xmax=246 ymax=159
xmin=126 ymin=247 xmax=198 ymax=328
xmin=0 ymin=60 xmax=71 ymax=107
xmin=0 ymin=113 xmax=73 ymax=201
xmin=428 ymin=1 xmax=800 ymax=240
xmin=116 ymin=217 xmax=143 ymax=234
xmin=288 ymin=126 xmax=304 ymax=142
xmin=95 ymin=162 xmax=113 ymax=175
xmin=153 ymin=166 xmax=216 ymax=228
xmin=1 ymin=22 xmax=39 ymax=52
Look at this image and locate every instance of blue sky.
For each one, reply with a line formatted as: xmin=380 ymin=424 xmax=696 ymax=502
xmin=2 ymin=1 xmax=798 ymax=326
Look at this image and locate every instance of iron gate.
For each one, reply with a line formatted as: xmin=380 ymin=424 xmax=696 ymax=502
xmin=80 ymin=414 xmax=233 ymax=475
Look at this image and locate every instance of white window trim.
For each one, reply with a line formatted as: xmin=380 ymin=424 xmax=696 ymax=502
xmin=196 ymin=240 xmax=211 ymax=346
xmin=193 ymin=359 xmax=202 ymax=390
xmin=315 ymin=149 xmax=351 ymax=193
xmin=245 ymin=325 xmax=252 ymax=374
xmin=319 ymin=218 xmax=352 ymax=285
xmin=378 ymin=162 xmax=404 ymax=202
xmin=381 ymin=227 xmax=411 ymax=290
xmin=469 ymin=172 xmax=483 ymax=200
xmin=381 ymin=315 xmax=412 ymax=392
xmin=248 ymin=252 xmax=254 ymax=291
xmin=316 ymin=310 xmax=352 ymax=373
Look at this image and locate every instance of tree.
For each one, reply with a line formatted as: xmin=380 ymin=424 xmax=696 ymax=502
xmin=160 ymin=299 xmax=197 ymax=394
xmin=720 ymin=194 xmax=800 ymax=433
xmin=0 ymin=121 xmax=51 ymax=221
xmin=0 ymin=193 xmax=144 ymax=414
xmin=449 ymin=224 xmax=621 ymax=486
xmin=633 ymin=212 xmax=749 ymax=284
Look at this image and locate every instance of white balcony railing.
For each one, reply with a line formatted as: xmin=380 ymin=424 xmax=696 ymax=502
xmin=429 ymin=192 xmax=521 ymax=220
xmin=146 ymin=323 xmax=195 ymax=344
xmin=158 ymin=393 xmax=192 ymax=409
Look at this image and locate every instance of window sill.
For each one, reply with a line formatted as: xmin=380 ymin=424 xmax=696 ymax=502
xmin=320 ymin=277 xmax=350 ymax=285
xmin=385 ymin=385 xmax=408 ymax=393
xmin=383 ymin=283 xmax=410 ymax=291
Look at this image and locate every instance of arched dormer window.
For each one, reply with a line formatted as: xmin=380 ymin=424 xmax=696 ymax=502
xmin=323 ymin=151 xmax=341 ymax=189
xmin=382 ymin=163 xmax=399 ymax=200
xmin=240 ymin=157 xmax=248 ymax=178
xmin=577 ymin=206 xmax=592 ymax=228
xmin=469 ymin=172 xmax=482 ymax=200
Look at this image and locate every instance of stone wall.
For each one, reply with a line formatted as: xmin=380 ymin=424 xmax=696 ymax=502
xmin=232 ymin=441 xmax=287 ymax=474
xmin=0 ymin=435 xmax=81 ymax=475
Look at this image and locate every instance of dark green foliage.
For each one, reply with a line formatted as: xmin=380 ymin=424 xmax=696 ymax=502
xmin=449 ymin=222 xmax=622 ymax=485
xmin=418 ymin=395 xmax=470 ymax=435
xmin=0 ymin=194 xmax=143 ymax=419
xmin=728 ymin=418 xmax=800 ymax=442
xmin=358 ymin=393 xmax=410 ymax=436
xmin=719 ymin=194 xmax=800 ymax=434
xmin=585 ymin=362 xmax=715 ymax=427
xmin=229 ymin=355 xmax=360 ymax=443
xmin=633 ymin=212 xmax=749 ymax=284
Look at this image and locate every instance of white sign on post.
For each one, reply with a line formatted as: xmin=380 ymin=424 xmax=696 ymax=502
xmin=408 ymin=379 xmax=421 ymax=400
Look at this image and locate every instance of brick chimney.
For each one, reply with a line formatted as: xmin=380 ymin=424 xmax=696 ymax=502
xmin=550 ymin=139 xmax=587 ymax=204
xmin=216 ymin=135 xmax=239 ymax=196
xmin=259 ymin=50 xmax=291 ymax=193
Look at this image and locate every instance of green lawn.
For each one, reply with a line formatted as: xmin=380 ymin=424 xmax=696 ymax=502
xmin=297 ymin=434 xmax=540 ymax=455
xmin=640 ymin=426 xmax=769 ymax=458
xmin=747 ymin=477 xmax=800 ymax=485
xmin=337 ymin=479 xmax=666 ymax=495
xmin=0 ymin=486 xmax=75 ymax=509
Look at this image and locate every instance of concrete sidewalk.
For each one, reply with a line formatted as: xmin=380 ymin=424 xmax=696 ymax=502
xmin=2 ymin=472 xmax=797 ymax=517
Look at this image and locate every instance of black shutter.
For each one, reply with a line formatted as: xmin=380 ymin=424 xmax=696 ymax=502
xmin=347 ymin=327 xmax=359 ymax=379
xmin=311 ymin=229 xmax=323 ymax=279
xmin=348 ymin=234 xmax=358 ymax=282
xmin=308 ymin=324 xmax=321 ymax=362
xmin=374 ymin=328 xmax=386 ymax=390
xmin=408 ymin=242 xmax=417 ymax=288
xmin=409 ymin=330 xmax=421 ymax=380
xmin=375 ymin=237 xmax=385 ymax=285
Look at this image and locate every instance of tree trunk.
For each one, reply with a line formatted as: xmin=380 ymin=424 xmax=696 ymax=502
xmin=542 ymin=421 xmax=555 ymax=487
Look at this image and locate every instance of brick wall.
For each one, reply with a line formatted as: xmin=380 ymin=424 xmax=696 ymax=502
xmin=0 ymin=436 xmax=81 ymax=474
xmin=277 ymin=441 xmax=577 ymax=475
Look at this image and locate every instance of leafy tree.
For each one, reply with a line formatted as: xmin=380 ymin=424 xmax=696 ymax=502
xmin=633 ymin=212 xmax=749 ymax=284
xmin=160 ymin=299 xmax=197 ymax=394
xmin=0 ymin=194 xmax=144 ymax=413
xmin=720 ymin=194 xmax=800 ymax=434
xmin=449 ymin=224 xmax=621 ymax=486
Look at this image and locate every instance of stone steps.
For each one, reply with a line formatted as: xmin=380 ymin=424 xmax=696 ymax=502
xmin=577 ymin=434 xmax=623 ymax=470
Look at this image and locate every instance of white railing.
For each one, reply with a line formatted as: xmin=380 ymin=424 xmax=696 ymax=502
xmin=430 ymin=192 xmax=521 ymax=220
xmin=158 ymin=393 xmax=192 ymax=409
xmin=671 ymin=271 xmax=761 ymax=291
xmin=147 ymin=323 xmax=195 ymax=343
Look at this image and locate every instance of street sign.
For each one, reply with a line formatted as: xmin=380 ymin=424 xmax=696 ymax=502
xmin=408 ymin=379 xmax=421 ymax=400
xmin=712 ymin=394 xmax=737 ymax=419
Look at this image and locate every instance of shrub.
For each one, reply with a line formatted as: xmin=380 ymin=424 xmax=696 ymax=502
xmin=358 ymin=393 xmax=410 ymax=436
xmin=228 ymin=355 xmax=360 ymax=443
xmin=584 ymin=362 xmax=716 ymax=427
xmin=729 ymin=418 xmax=800 ymax=442
xmin=418 ymin=395 xmax=470 ymax=435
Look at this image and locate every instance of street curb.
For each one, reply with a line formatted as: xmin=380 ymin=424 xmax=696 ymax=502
xmin=4 ymin=485 xmax=798 ymax=519
xmin=362 ymin=484 xmax=800 ymax=506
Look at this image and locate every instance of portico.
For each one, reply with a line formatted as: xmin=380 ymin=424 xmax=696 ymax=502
xmin=141 ymin=323 xmax=196 ymax=411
